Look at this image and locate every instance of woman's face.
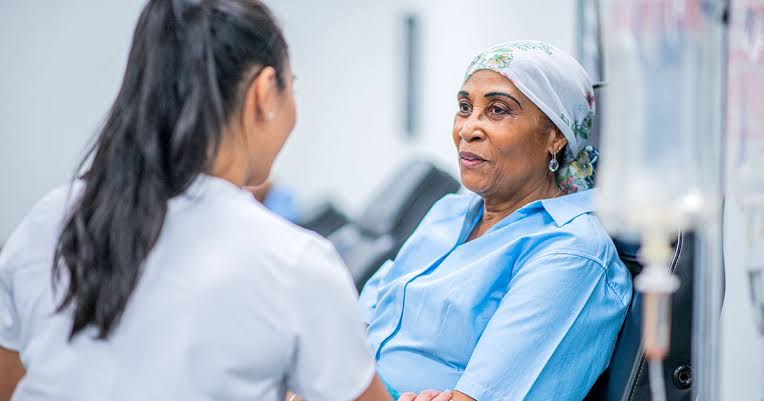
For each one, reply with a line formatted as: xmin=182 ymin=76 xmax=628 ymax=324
xmin=453 ymin=69 xmax=561 ymax=200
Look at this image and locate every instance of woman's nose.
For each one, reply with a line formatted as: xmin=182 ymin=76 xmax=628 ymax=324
xmin=459 ymin=120 xmax=486 ymax=142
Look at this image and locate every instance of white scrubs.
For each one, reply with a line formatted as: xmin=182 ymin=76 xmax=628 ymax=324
xmin=0 ymin=175 xmax=374 ymax=401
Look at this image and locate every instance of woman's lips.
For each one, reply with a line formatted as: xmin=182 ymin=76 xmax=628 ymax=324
xmin=459 ymin=151 xmax=487 ymax=168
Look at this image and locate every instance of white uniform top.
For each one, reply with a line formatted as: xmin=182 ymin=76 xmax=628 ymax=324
xmin=0 ymin=175 xmax=374 ymax=401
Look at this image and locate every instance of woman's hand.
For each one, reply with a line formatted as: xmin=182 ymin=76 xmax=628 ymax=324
xmin=398 ymin=389 xmax=453 ymax=401
xmin=285 ymin=387 xmax=460 ymax=401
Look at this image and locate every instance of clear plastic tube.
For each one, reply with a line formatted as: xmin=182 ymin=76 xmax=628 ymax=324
xmin=649 ymin=359 xmax=668 ymax=401
xmin=641 ymin=289 xmax=675 ymax=360
xmin=635 ymin=234 xmax=679 ymax=401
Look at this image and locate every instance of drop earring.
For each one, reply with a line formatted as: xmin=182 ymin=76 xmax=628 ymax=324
xmin=548 ymin=150 xmax=559 ymax=172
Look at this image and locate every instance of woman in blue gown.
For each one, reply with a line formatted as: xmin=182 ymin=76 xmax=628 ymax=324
xmin=360 ymin=41 xmax=632 ymax=401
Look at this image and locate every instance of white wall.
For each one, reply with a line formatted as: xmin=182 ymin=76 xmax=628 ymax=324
xmin=269 ymin=0 xmax=576 ymax=217
xmin=0 ymin=1 xmax=144 ymax=241
xmin=0 ymin=0 xmax=575 ymax=240
xmin=0 ymin=0 xmax=405 ymax=239
xmin=267 ymin=0 xmax=411 ymax=216
xmin=413 ymin=0 xmax=576 ymax=179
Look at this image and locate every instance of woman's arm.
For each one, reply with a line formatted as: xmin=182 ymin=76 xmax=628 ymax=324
xmin=451 ymin=253 xmax=629 ymax=400
xmin=0 ymin=347 xmax=24 ymax=401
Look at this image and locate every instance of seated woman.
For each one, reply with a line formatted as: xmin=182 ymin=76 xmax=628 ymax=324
xmin=359 ymin=41 xmax=632 ymax=401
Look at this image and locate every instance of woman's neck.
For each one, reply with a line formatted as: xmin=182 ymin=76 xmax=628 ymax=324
xmin=208 ymin=127 xmax=251 ymax=188
xmin=469 ymin=178 xmax=559 ymax=241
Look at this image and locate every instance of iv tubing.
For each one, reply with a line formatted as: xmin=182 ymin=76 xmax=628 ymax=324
xmin=649 ymin=359 xmax=667 ymax=401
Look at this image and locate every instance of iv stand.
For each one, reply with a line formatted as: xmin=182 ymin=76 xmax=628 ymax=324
xmin=692 ymin=2 xmax=728 ymax=401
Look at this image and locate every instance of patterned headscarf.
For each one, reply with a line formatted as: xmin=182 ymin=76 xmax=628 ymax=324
xmin=464 ymin=40 xmax=598 ymax=193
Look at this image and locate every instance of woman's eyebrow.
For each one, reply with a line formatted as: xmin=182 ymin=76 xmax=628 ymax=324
xmin=458 ymin=90 xmax=470 ymax=98
xmin=484 ymin=91 xmax=523 ymax=109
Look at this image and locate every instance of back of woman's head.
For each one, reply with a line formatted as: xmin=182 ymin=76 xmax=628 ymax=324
xmin=54 ymin=0 xmax=288 ymax=339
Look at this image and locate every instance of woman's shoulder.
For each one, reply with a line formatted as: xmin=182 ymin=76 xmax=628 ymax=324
xmin=534 ymin=210 xmax=622 ymax=271
xmin=521 ymin=212 xmax=631 ymax=304
xmin=23 ymin=182 xmax=83 ymax=229
xmin=161 ymin=183 xmax=353 ymax=307
xmin=561 ymin=213 xmax=633 ymax=301
xmin=191 ymin=183 xmax=345 ymax=265
xmin=179 ymin=186 xmax=321 ymax=259
xmin=0 ymin=182 xmax=82 ymax=271
xmin=201 ymin=202 xmax=354 ymax=309
xmin=522 ymin=190 xmax=614 ymax=263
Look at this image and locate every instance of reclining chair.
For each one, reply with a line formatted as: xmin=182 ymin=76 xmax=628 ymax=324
xmin=300 ymin=160 xmax=460 ymax=289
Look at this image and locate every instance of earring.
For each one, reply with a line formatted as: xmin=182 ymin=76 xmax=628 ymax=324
xmin=548 ymin=150 xmax=560 ymax=172
xmin=266 ymin=111 xmax=275 ymax=121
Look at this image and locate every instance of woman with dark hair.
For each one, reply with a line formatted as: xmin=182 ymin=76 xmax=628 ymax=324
xmin=0 ymin=1 xmax=439 ymax=401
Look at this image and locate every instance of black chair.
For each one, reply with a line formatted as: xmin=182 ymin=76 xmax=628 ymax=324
xmin=300 ymin=202 xmax=349 ymax=238
xmin=300 ymin=160 xmax=460 ymax=289
xmin=585 ymin=232 xmax=697 ymax=401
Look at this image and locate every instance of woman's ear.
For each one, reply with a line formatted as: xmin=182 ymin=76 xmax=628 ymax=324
xmin=243 ymin=66 xmax=279 ymax=124
xmin=549 ymin=130 xmax=568 ymax=155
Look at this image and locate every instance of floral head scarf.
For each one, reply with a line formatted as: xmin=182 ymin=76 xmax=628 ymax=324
xmin=464 ymin=40 xmax=598 ymax=193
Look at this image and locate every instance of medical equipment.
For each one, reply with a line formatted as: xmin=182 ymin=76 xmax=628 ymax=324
xmin=597 ymin=1 xmax=727 ymax=400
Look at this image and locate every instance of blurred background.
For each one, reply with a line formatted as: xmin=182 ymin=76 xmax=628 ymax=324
xmin=0 ymin=1 xmax=760 ymax=400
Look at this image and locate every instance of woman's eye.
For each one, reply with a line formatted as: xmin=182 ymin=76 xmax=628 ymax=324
xmin=491 ymin=105 xmax=509 ymax=114
xmin=458 ymin=102 xmax=472 ymax=113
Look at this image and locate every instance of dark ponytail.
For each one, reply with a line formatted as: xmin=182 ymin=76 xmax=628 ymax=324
xmin=53 ymin=0 xmax=288 ymax=339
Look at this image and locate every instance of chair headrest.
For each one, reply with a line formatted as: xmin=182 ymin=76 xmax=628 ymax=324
xmin=612 ymin=232 xmax=684 ymax=276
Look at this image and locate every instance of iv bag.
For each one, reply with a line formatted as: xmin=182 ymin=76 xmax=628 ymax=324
xmin=597 ymin=0 xmax=726 ymax=238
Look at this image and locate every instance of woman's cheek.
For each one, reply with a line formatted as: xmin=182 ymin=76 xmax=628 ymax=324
xmin=452 ymin=126 xmax=464 ymax=147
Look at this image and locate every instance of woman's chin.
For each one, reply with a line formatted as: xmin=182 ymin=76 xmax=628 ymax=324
xmin=459 ymin=173 xmax=489 ymax=195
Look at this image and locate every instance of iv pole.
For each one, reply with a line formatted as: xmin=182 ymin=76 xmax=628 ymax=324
xmin=692 ymin=0 xmax=729 ymax=401
xmin=692 ymin=1 xmax=728 ymax=400
xmin=596 ymin=1 xmax=729 ymax=399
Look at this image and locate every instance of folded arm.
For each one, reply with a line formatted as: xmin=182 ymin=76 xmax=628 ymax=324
xmin=453 ymin=252 xmax=627 ymax=400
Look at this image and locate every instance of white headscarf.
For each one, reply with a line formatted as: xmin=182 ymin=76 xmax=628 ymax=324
xmin=464 ymin=40 xmax=598 ymax=193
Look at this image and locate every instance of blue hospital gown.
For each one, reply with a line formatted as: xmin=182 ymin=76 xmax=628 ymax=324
xmin=359 ymin=190 xmax=632 ymax=401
